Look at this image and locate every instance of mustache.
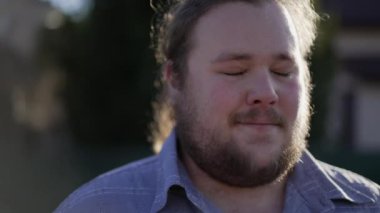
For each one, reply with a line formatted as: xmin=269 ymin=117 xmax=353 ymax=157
xmin=231 ymin=108 xmax=285 ymax=127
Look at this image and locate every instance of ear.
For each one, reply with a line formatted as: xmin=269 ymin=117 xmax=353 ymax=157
xmin=163 ymin=60 xmax=181 ymax=90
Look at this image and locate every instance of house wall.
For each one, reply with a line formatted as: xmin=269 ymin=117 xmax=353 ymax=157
xmin=355 ymin=83 xmax=380 ymax=152
xmin=321 ymin=0 xmax=380 ymax=152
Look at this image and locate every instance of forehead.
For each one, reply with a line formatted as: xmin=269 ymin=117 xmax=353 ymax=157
xmin=189 ymin=1 xmax=299 ymax=60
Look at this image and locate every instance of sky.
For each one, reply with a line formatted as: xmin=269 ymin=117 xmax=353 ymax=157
xmin=43 ymin=0 xmax=92 ymax=20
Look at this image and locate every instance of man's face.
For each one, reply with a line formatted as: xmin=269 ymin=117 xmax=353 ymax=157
xmin=173 ymin=2 xmax=311 ymax=187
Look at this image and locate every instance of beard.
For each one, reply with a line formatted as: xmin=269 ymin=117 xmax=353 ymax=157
xmin=174 ymin=88 xmax=311 ymax=188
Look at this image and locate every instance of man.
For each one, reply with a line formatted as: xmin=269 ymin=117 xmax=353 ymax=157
xmin=55 ymin=0 xmax=380 ymax=212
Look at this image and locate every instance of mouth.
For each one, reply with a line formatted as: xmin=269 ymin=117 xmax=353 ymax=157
xmin=237 ymin=121 xmax=281 ymax=126
xmin=235 ymin=122 xmax=282 ymax=130
xmin=233 ymin=123 xmax=279 ymax=140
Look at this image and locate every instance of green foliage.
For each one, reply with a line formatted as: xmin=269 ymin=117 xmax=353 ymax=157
xmin=40 ymin=0 xmax=157 ymax=146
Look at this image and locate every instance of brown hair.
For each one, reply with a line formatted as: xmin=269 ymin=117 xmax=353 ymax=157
xmin=149 ymin=0 xmax=319 ymax=152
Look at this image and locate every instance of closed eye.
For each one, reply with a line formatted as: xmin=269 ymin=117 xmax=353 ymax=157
xmin=222 ymin=70 xmax=247 ymax=76
xmin=272 ymin=71 xmax=291 ymax=77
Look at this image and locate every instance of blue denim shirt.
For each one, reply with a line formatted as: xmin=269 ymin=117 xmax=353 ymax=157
xmin=55 ymin=131 xmax=380 ymax=212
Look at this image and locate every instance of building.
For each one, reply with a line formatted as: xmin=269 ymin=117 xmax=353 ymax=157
xmin=322 ymin=0 xmax=380 ymax=152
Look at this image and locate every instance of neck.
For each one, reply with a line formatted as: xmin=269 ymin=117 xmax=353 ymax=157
xmin=182 ymin=151 xmax=288 ymax=213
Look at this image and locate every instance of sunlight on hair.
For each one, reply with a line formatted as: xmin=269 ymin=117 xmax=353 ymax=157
xmin=150 ymin=101 xmax=174 ymax=153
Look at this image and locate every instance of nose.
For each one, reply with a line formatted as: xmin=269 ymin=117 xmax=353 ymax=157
xmin=246 ymin=71 xmax=278 ymax=106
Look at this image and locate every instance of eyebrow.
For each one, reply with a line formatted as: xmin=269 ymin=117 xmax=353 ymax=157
xmin=274 ymin=53 xmax=295 ymax=63
xmin=211 ymin=53 xmax=251 ymax=63
xmin=211 ymin=52 xmax=295 ymax=64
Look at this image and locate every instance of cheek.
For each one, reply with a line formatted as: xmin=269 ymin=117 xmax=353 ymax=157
xmin=278 ymin=80 xmax=303 ymax=118
xmin=193 ymin=77 xmax=241 ymax=121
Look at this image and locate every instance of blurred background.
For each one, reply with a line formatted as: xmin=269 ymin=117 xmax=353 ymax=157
xmin=0 ymin=0 xmax=379 ymax=212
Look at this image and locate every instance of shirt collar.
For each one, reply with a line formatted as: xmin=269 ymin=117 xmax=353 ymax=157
xmin=285 ymin=150 xmax=377 ymax=212
xmin=150 ymin=130 xmax=218 ymax=212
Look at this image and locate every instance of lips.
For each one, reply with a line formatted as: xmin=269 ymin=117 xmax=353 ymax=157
xmin=238 ymin=122 xmax=280 ymax=126
xmin=236 ymin=121 xmax=281 ymax=128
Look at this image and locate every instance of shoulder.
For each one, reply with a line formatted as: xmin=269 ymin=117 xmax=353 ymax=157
xmin=318 ymin=160 xmax=380 ymax=206
xmin=54 ymin=155 xmax=159 ymax=213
